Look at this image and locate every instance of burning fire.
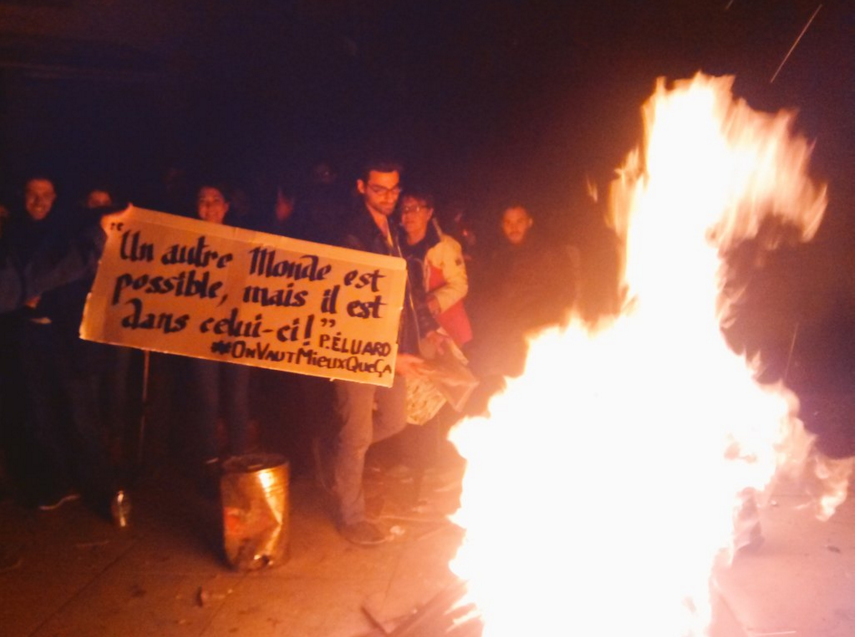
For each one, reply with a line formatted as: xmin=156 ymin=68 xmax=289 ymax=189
xmin=448 ymin=74 xmax=852 ymax=636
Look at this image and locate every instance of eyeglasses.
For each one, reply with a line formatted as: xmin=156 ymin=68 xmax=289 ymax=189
xmin=401 ymin=204 xmax=428 ymax=214
xmin=368 ymin=183 xmax=402 ymax=197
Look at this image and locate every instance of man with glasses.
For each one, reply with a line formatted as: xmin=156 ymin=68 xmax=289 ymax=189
xmin=322 ymin=159 xmax=426 ymax=546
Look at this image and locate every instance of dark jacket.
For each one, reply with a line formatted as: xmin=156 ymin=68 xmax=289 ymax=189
xmin=486 ymin=234 xmax=574 ymax=333
xmin=0 ymin=208 xmax=105 ymax=313
xmin=339 ymin=208 xmax=436 ymax=355
xmin=0 ymin=222 xmax=104 ymax=314
xmin=1 ymin=208 xmax=114 ymax=372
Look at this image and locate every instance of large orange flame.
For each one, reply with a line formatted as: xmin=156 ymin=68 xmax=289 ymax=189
xmin=448 ymin=74 xmax=851 ymax=636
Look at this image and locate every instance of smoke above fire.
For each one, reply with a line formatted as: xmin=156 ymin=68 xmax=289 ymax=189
xmin=448 ymin=74 xmax=851 ymax=636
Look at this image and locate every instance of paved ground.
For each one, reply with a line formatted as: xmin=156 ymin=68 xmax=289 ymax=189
xmin=1 ymin=453 xmax=853 ymax=637
xmin=716 ymin=481 xmax=855 ymax=637
xmin=0 ymin=453 xmax=468 ymax=637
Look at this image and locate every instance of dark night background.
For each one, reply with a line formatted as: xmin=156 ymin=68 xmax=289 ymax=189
xmin=1 ymin=0 xmax=853 ymax=448
xmin=1 ymin=2 xmax=850 ymax=216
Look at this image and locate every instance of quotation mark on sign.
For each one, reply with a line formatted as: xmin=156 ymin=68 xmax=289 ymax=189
xmin=211 ymin=340 xmax=232 ymax=355
xmin=320 ymin=318 xmax=336 ymax=327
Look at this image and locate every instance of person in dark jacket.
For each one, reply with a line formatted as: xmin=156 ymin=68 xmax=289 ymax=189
xmin=0 ymin=219 xmax=104 ymax=313
xmin=3 ymin=176 xmax=116 ymax=513
xmin=326 ymin=159 xmax=431 ymax=546
xmin=0 ymin=199 xmax=111 ymax=508
xmin=471 ymin=204 xmax=576 ymax=378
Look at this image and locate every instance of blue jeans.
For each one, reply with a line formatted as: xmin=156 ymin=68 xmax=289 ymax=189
xmin=332 ymin=375 xmax=407 ymax=526
xmin=184 ymin=359 xmax=250 ymax=462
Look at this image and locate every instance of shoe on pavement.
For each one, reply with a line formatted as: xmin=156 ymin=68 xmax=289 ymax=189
xmin=38 ymin=492 xmax=80 ymax=511
xmin=340 ymin=521 xmax=388 ymax=547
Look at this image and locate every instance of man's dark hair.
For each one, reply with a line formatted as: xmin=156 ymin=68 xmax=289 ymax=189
xmin=23 ymin=173 xmax=57 ymax=191
xmin=359 ymin=159 xmax=403 ymax=183
xmin=500 ymin=201 xmax=531 ymax=217
xmin=196 ymin=179 xmax=232 ymax=203
xmin=83 ymin=180 xmax=116 ymax=199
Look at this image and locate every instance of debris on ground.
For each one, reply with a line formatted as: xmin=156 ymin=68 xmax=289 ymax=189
xmin=75 ymin=540 xmax=110 ymax=550
xmin=0 ymin=548 xmax=23 ymax=572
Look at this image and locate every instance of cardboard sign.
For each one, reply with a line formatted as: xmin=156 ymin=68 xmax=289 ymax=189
xmin=81 ymin=207 xmax=407 ymax=386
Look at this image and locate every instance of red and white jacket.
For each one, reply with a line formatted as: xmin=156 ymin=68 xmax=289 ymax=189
xmin=423 ymin=225 xmax=473 ymax=346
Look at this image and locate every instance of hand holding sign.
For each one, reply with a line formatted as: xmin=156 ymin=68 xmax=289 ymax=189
xmin=81 ymin=207 xmax=407 ymax=387
xmin=394 ymin=352 xmax=428 ymax=378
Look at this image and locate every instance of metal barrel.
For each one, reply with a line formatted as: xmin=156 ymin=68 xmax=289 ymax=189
xmin=221 ymin=453 xmax=290 ymax=570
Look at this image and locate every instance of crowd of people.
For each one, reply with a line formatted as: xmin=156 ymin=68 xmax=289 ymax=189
xmin=0 ymin=157 xmax=580 ymax=546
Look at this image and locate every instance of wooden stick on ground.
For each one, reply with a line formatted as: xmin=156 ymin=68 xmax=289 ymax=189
xmin=389 ymin=579 xmax=479 ymax=637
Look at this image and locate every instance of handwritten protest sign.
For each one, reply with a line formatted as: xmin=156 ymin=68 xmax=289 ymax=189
xmin=81 ymin=207 xmax=407 ymax=387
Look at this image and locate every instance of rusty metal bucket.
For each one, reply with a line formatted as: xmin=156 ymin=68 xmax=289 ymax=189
xmin=221 ymin=453 xmax=289 ymax=570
